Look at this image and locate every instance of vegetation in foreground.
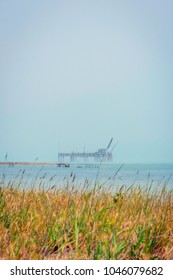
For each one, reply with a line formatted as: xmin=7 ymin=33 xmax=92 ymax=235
xmin=0 ymin=178 xmax=173 ymax=260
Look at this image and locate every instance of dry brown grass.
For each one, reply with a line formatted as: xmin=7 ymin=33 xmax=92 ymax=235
xmin=0 ymin=182 xmax=173 ymax=260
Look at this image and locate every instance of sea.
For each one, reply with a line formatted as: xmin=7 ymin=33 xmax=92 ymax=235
xmin=1 ymin=162 xmax=173 ymax=191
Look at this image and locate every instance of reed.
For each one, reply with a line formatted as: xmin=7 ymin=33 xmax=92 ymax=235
xmin=0 ymin=178 xmax=173 ymax=260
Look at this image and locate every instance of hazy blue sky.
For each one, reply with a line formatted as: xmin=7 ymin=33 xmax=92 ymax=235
xmin=0 ymin=0 xmax=173 ymax=163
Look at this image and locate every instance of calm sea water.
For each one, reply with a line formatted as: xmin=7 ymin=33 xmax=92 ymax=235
xmin=1 ymin=163 xmax=173 ymax=190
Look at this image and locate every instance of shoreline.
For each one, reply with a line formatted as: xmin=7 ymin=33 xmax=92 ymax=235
xmin=0 ymin=161 xmax=57 ymax=166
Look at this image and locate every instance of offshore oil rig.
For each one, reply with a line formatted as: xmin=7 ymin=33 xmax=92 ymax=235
xmin=58 ymin=138 xmax=116 ymax=162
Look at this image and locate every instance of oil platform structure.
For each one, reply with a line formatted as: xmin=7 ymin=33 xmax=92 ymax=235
xmin=58 ymin=139 xmax=115 ymax=162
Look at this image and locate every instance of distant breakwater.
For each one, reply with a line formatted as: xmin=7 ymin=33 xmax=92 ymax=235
xmin=0 ymin=161 xmax=58 ymax=166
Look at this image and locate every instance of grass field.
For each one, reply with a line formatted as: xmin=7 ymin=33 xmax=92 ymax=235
xmin=0 ymin=177 xmax=173 ymax=260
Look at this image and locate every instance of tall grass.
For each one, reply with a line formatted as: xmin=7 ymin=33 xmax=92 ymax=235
xmin=0 ymin=177 xmax=173 ymax=260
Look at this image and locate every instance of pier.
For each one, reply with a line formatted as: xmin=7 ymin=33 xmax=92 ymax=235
xmin=58 ymin=148 xmax=112 ymax=162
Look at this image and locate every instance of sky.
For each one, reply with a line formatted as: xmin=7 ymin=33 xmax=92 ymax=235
xmin=0 ymin=0 xmax=173 ymax=163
